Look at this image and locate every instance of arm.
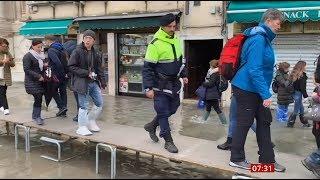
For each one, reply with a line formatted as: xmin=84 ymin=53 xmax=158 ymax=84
xmin=300 ymin=74 xmax=308 ymax=98
xmin=22 ymin=54 xmax=42 ymax=81
xmin=142 ymin=44 xmax=158 ymax=90
xmin=202 ymin=73 xmax=219 ymax=88
xmin=68 ymin=50 xmax=90 ymax=78
xmin=6 ymin=52 xmax=15 ymax=67
xmin=247 ymin=35 xmax=272 ymax=100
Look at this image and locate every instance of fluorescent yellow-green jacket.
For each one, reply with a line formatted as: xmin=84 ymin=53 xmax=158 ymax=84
xmin=142 ymin=28 xmax=187 ymax=92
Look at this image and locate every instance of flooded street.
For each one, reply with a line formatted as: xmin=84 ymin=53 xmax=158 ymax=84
xmin=0 ymin=83 xmax=318 ymax=178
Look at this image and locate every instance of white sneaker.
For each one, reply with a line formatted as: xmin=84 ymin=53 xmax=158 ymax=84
xmin=88 ymin=120 xmax=100 ymax=132
xmin=4 ymin=109 xmax=9 ymax=115
xmin=76 ymin=126 xmax=93 ymax=136
xmin=0 ymin=107 xmax=4 ymax=112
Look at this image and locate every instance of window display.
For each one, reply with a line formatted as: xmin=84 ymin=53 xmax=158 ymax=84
xmin=118 ymin=33 xmax=153 ymax=94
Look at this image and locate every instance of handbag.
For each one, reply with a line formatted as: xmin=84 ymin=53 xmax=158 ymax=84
xmin=195 ymin=85 xmax=206 ymax=99
xmin=305 ymin=103 xmax=320 ymax=122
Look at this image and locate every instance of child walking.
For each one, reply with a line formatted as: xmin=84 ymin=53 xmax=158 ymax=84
xmin=274 ymin=62 xmax=294 ymax=122
xmin=201 ymin=60 xmax=227 ymax=125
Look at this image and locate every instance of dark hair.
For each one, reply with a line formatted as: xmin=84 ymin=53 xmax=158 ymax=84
xmin=32 ymin=39 xmax=43 ymax=46
xmin=0 ymin=37 xmax=9 ymax=46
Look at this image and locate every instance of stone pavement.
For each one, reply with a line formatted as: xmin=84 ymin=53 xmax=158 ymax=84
xmin=0 ymin=82 xmax=318 ymax=178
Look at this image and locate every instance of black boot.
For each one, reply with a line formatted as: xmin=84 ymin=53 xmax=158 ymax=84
xmin=300 ymin=114 xmax=311 ymax=127
xmin=287 ymin=114 xmax=296 ymax=128
xmin=164 ymin=133 xmax=178 ymax=153
xmin=217 ymin=137 xmax=232 ymax=150
xmin=144 ymin=117 xmax=159 ymax=142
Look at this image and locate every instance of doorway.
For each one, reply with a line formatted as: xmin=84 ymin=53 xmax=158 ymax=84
xmin=184 ymin=39 xmax=223 ymax=99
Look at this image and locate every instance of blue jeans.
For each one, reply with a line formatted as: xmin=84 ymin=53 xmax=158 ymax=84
xmin=276 ymin=104 xmax=289 ymax=122
xmin=77 ymin=82 xmax=103 ymax=127
xmin=293 ymin=91 xmax=304 ymax=115
xmin=227 ymin=94 xmax=256 ymax=138
xmin=78 ymin=82 xmax=103 ymax=110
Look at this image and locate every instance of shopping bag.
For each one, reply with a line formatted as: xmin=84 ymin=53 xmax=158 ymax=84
xmin=305 ymin=103 xmax=320 ymax=122
xmin=197 ymin=98 xmax=206 ymax=109
xmin=195 ymin=85 xmax=206 ymax=99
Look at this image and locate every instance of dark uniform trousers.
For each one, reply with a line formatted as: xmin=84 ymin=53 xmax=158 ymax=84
xmin=151 ymin=91 xmax=180 ymax=138
xmin=231 ymin=85 xmax=275 ymax=163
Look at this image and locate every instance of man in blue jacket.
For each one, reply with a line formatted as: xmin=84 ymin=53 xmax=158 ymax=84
xmin=228 ymin=9 xmax=286 ymax=172
xmin=44 ymin=35 xmax=68 ymax=117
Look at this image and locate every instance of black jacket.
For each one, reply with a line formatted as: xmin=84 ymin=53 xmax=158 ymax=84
xmin=68 ymin=42 xmax=106 ymax=94
xmin=293 ymin=72 xmax=308 ymax=98
xmin=275 ymin=70 xmax=294 ymax=105
xmin=47 ymin=42 xmax=68 ymax=82
xmin=22 ymin=52 xmax=45 ymax=95
xmin=202 ymin=72 xmax=221 ymax=100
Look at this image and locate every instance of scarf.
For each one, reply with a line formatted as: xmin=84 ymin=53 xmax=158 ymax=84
xmin=205 ymin=68 xmax=219 ymax=82
xmin=29 ymin=49 xmax=45 ymax=71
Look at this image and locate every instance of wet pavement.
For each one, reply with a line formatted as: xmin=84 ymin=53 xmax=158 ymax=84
xmin=0 ymin=82 xmax=318 ymax=178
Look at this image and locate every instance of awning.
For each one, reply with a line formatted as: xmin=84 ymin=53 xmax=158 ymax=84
xmin=75 ymin=11 xmax=181 ymax=31
xmin=19 ymin=19 xmax=74 ymax=36
xmin=227 ymin=1 xmax=320 ymax=23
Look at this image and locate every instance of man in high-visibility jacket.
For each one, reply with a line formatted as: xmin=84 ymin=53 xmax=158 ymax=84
xmin=142 ymin=13 xmax=188 ymax=153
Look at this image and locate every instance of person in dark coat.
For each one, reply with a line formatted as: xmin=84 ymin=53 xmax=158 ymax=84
xmin=274 ymin=62 xmax=294 ymax=122
xmin=22 ymin=39 xmax=48 ymax=125
xmin=201 ymin=60 xmax=227 ymax=124
xmin=44 ymin=35 xmax=68 ymax=117
xmin=68 ymin=30 xmax=106 ymax=136
xmin=287 ymin=60 xmax=311 ymax=127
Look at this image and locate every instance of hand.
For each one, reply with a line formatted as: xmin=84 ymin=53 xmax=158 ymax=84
xmin=146 ymin=89 xmax=154 ymax=99
xmin=88 ymin=73 xmax=93 ymax=79
xmin=39 ymin=76 xmax=44 ymax=82
xmin=101 ymin=84 xmax=106 ymax=90
xmin=183 ymin=77 xmax=188 ymax=84
xmin=2 ymin=57 xmax=9 ymax=64
xmin=263 ymin=98 xmax=272 ymax=107
xmin=65 ymin=74 xmax=68 ymax=78
xmin=43 ymin=62 xmax=49 ymax=67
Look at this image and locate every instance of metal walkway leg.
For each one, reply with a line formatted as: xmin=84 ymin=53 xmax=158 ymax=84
xmin=14 ymin=124 xmax=30 ymax=152
xmin=96 ymin=143 xmax=117 ymax=179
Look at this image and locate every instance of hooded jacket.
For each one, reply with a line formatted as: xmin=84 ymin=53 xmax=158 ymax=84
xmin=47 ymin=42 xmax=67 ymax=81
xmin=231 ymin=23 xmax=276 ymax=100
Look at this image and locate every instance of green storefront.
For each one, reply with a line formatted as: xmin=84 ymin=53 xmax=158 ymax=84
xmin=227 ymin=1 xmax=320 ymax=107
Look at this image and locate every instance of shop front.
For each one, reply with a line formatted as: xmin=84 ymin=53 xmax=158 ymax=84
xmin=75 ymin=11 xmax=182 ymax=97
xmin=227 ymin=1 xmax=320 ymax=108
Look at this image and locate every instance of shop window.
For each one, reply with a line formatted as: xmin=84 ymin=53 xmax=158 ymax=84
xmin=118 ymin=33 xmax=153 ymax=95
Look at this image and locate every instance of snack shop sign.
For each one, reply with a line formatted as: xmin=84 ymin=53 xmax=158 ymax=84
xmin=282 ymin=9 xmax=320 ymax=22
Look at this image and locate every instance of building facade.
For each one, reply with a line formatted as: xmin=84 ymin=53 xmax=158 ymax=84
xmin=14 ymin=1 xmax=229 ymax=105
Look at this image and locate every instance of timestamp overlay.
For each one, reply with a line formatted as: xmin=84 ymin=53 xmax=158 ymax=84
xmin=250 ymin=163 xmax=275 ymax=172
